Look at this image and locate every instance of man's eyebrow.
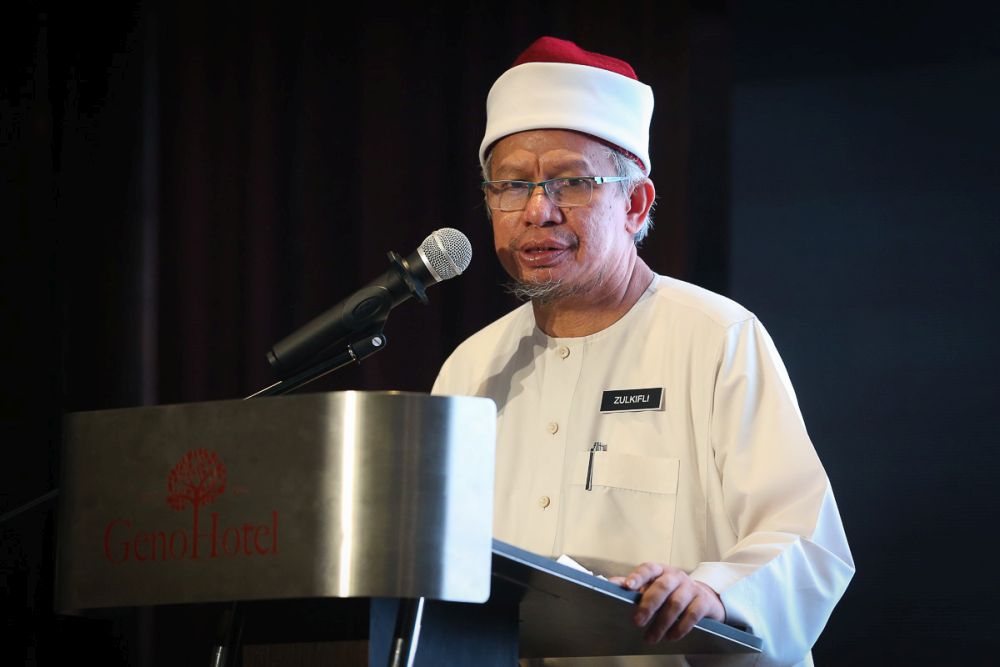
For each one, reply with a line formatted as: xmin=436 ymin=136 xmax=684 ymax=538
xmin=492 ymin=159 xmax=533 ymax=179
xmin=542 ymin=158 xmax=593 ymax=174
xmin=493 ymin=157 xmax=596 ymax=179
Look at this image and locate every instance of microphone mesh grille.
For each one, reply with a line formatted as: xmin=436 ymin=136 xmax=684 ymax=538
xmin=421 ymin=228 xmax=473 ymax=280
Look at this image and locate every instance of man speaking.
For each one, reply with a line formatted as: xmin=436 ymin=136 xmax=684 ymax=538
xmin=433 ymin=37 xmax=853 ymax=666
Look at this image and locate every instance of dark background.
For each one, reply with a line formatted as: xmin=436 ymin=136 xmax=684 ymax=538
xmin=2 ymin=1 xmax=999 ymax=664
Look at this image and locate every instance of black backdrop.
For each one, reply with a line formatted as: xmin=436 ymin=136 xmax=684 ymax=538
xmin=2 ymin=1 xmax=998 ymax=665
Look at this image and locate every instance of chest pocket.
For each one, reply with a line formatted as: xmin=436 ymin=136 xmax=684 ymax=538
xmin=559 ymin=452 xmax=680 ymax=575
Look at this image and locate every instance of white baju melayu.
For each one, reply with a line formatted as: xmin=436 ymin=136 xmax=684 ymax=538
xmin=432 ymin=275 xmax=854 ymax=667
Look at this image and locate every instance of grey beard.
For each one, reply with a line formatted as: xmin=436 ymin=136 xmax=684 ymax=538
xmin=503 ymin=274 xmax=601 ymax=305
xmin=503 ymin=279 xmax=567 ymax=304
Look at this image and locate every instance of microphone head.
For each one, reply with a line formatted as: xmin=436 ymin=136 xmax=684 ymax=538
xmin=419 ymin=228 xmax=473 ymax=281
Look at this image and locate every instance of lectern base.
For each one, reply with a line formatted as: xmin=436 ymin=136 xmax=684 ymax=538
xmin=243 ymin=641 xmax=368 ymax=667
xmin=236 ymin=594 xmax=518 ymax=667
xmin=370 ymin=594 xmax=519 ymax=667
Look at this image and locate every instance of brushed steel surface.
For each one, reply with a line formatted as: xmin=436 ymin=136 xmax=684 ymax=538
xmin=56 ymin=392 xmax=495 ymax=612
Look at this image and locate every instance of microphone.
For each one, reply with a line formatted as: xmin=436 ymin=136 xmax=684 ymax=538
xmin=266 ymin=228 xmax=472 ymax=378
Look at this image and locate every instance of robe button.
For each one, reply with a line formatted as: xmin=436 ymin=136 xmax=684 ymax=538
xmin=546 ymin=422 xmax=559 ymax=434
xmin=538 ymin=496 xmax=551 ymax=509
xmin=557 ymin=346 xmax=570 ymax=359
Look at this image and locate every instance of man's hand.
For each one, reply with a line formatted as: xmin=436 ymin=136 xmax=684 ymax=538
xmin=609 ymin=563 xmax=725 ymax=644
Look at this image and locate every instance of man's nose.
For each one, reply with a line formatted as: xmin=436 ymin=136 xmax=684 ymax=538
xmin=522 ymin=185 xmax=561 ymax=226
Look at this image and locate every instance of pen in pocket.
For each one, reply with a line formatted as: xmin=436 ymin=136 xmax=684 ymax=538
xmin=586 ymin=442 xmax=607 ymax=491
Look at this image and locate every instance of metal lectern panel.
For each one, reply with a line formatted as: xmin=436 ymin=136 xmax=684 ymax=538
xmin=56 ymin=391 xmax=495 ymax=612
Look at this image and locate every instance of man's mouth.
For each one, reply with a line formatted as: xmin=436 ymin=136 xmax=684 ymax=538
xmin=513 ymin=236 xmax=576 ymax=265
xmin=520 ymin=246 xmax=568 ymax=265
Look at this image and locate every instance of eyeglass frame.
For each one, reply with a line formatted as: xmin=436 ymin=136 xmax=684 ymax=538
xmin=481 ymin=176 xmax=630 ymax=211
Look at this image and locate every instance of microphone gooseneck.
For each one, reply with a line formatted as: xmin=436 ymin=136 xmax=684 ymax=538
xmin=266 ymin=228 xmax=472 ymax=378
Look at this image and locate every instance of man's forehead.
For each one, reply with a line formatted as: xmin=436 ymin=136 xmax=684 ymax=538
xmin=490 ymin=130 xmax=614 ymax=174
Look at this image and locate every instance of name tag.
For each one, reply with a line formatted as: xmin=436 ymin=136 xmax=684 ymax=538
xmin=600 ymin=388 xmax=664 ymax=413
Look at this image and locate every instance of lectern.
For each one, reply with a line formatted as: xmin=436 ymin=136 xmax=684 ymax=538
xmin=56 ymin=391 xmax=761 ymax=665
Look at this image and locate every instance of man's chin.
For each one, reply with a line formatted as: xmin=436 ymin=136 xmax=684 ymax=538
xmin=503 ymin=279 xmax=567 ymax=304
xmin=503 ymin=274 xmax=601 ymax=305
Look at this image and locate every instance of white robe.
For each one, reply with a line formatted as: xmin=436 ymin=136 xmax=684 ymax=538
xmin=432 ymin=275 xmax=854 ymax=667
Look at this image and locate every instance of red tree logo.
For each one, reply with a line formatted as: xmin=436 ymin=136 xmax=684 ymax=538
xmin=167 ymin=449 xmax=226 ymax=557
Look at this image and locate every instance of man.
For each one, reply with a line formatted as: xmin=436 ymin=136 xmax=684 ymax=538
xmin=433 ymin=37 xmax=853 ymax=666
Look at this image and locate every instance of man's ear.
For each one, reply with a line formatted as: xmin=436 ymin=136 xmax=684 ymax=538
xmin=624 ymin=179 xmax=656 ymax=235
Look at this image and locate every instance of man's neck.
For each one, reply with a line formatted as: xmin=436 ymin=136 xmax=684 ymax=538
xmin=531 ymin=257 xmax=655 ymax=338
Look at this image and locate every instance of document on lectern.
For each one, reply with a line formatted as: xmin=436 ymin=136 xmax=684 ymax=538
xmin=491 ymin=540 xmax=763 ymax=660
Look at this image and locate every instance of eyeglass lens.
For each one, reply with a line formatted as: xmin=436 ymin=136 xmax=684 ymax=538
xmin=489 ymin=179 xmax=594 ymax=211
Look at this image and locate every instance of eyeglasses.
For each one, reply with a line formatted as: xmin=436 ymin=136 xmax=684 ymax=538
xmin=482 ymin=176 xmax=629 ymax=211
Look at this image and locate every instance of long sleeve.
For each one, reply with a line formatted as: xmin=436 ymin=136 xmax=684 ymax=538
xmin=689 ymin=318 xmax=855 ymax=666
